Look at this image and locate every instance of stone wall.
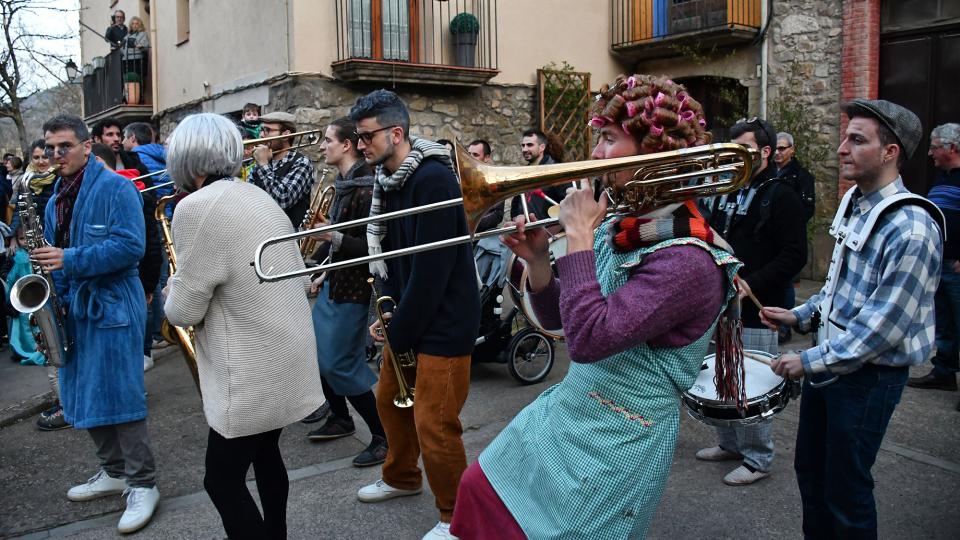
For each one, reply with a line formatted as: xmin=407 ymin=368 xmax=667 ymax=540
xmin=157 ymin=75 xmax=538 ymax=167
xmin=766 ymin=0 xmax=844 ymax=278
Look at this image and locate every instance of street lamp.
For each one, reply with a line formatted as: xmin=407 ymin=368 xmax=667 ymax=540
xmin=65 ymin=59 xmax=79 ymax=82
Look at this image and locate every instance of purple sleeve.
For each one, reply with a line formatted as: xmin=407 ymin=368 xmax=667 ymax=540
xmin=548 ymin=245 xmax=725 ymax=363
xmin=527 ymin=275 xmax=563 ymax=331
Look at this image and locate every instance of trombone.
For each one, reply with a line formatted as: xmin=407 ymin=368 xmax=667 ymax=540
xmin=253 ymin=142 xmax=758 ymax=283
xmin=137 ymin=129 xmax=323 ymax=193
xmin=369 ymin=278 xmax=415 ymax=408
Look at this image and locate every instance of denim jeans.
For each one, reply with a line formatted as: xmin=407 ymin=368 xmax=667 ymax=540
xmin=794 ymin=363 xmax=908 ymax=540
xmin=932 ymin=266 xmax=960 ymax=375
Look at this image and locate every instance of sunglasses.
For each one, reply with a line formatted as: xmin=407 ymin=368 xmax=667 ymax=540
xmin=355 ymin=125 xmax=398 ymax=144
xmin=43 ymin=140 xmax=87 ymax=158
xmin=775 ymin=145 xmax=793 ymax=152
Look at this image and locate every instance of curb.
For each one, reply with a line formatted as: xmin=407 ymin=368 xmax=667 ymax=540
xmin=0 ymin=391 xmax=56 ymax=429
xmin=0 ymin=345 xmax=183 ymax=430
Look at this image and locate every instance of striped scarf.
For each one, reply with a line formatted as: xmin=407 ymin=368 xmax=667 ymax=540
xmin=366 ymin=137 xmax=456 ymax=278
xmin=607 ymin=200 xmax=732 ymax=254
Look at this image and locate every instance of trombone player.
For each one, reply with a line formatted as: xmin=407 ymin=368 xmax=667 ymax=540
xmin=249 ymin=111 xmax=316 ymax=228
xmin=350 ymin=90 xmax=480 ymax=540
xmin=305 ymin=117 xmax=388 ymax=468
xmin=450 ymin=75 xmax=744 ymax=539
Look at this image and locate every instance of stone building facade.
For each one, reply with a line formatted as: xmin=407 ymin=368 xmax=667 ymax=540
xmin=157 ymin=76 xmax=538 ymax=168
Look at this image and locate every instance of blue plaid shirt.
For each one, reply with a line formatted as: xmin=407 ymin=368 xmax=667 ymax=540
xmin=793 ymin=178 xmax=942 ymax=375
xmin=249 ymin=150 xmax=315 ymax=210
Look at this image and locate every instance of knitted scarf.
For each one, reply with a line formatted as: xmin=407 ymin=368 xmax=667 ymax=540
xmin=607 ymin=200 xmax=732 ymax=254
xmin=366 ymin=137 xmax=456 ymax=278
xmin=609 ymin=199 xmax=746 ymax=411
xmin=54 ymin=166 xmax=86 ymax=248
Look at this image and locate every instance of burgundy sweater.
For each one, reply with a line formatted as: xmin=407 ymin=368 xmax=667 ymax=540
xmin=529 ymin=245 xmax=726 ymax=362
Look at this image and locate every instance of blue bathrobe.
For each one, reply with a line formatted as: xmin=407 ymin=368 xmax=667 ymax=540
xmin=46 ymin=156 xmax=147 ymax=429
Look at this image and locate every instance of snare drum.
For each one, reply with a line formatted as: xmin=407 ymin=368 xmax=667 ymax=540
xmin=506 ymin=233 xmax=567 ymax=339
xmin=682 ymin=350 xmax=800 ymax=427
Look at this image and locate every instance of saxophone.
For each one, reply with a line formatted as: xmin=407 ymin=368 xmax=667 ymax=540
xmin=9 ymin=189 xmax=70 ymax=367
xmin=299 ymin=184 xmax=336 ymax=259
xmin=155 ymin=195 xmax=201 ymax=393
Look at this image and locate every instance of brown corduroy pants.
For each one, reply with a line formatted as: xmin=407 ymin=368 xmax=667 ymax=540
xmin=377 ymin=347 xmax=471 ymax=522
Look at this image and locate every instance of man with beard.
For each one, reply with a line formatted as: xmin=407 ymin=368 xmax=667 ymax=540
xmin=92 ymin=118 xmax=148 ymax=177
xmin=249 ymin=111 xmax=317 ymax=228
xmin=509 ymin=129 xmax=567 ymax=220
xmin=350 ymin=90 xmax=479 ymax=540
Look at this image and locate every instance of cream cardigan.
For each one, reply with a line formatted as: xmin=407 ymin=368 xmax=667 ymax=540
xmin=164 ymin=180 xmax=323 ymax=438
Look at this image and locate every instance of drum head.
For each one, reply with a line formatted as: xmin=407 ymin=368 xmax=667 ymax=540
xmin=519 ymin=234 xmax=567 ymax=339
xmin=687 ymin=350 xmax=783 ymax=402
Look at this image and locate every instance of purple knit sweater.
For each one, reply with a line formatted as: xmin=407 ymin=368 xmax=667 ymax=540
xmin=529 ymin=245 xmax=726 ymax=363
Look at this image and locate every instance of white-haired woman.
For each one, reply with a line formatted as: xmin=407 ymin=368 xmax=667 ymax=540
xmin=162 ymin=113 xmax=323 ymax=539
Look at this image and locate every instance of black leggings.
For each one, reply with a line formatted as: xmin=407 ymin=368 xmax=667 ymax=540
xmin=204 ymin=428 xmax=288 ymax=540
xmin=321 ymin=377 xmax=385 ymax=438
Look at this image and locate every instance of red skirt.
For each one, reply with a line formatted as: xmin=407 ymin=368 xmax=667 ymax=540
xmin=450 ymin=461 xmax=527 ymax=539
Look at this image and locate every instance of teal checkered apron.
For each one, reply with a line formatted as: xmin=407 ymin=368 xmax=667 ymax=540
xmin=479 ymin=229 xmax=741 ymax=539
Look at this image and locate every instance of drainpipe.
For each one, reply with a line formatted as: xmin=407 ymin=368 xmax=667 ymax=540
xmin=759 ymin=0 xmax=769 ymax=118
xmin=149 ymin=0 xmax=159 ymax=116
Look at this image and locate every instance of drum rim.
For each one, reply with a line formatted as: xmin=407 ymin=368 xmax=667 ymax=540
xmin=507 ymin=233 xmax=567 ymax=340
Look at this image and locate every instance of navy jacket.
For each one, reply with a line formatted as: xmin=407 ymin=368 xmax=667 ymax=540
xmin=381 ymin=157 xmax=481 ymax=356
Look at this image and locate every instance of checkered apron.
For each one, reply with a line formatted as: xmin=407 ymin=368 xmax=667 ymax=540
xmin=479 ymin=229 xmax=741 ymax=539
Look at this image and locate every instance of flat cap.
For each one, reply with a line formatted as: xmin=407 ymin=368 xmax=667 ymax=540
xmin=258 ymin=111 xmax=298 ymax=126
xmin=842 ymin=98 xmax=922 ymax=159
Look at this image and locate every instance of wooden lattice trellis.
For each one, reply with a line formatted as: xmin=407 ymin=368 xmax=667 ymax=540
xmin=538 ymin=69 xmax=592 ymax=162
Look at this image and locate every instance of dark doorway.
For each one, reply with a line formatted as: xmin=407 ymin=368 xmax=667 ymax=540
xmin=675 ymin=76 xmax=748 ymax=143
xmin=879 ymin=1 xmax=960 ymax=194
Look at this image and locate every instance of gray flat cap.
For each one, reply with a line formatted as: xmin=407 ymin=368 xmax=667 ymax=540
xmin=258 ymin=111 xmax=298 ymax=126
xmin=842 ymin=98 xmax=922 ymax=158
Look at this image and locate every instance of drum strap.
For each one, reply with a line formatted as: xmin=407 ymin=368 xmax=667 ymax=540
xmin=818 ymin=187 xmax=945 ymax=346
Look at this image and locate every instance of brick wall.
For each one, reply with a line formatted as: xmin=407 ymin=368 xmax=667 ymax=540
xmin=839 ymin=0 xmax=881 ymax=195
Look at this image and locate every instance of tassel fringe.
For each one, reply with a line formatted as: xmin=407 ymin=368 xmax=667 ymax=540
xmin=714 ymin=295 xmax=747 ymax=413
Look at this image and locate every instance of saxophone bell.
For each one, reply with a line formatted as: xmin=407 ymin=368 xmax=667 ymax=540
xmin=10 ymin=274 xmax=68 ymax=367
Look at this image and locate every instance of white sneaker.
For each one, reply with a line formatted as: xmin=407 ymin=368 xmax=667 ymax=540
xmin=422 ymin=521 xmax=458 ymax=540
xmin=723 ymin=465 xmax=770 ymax=486
xmin=143 ymin=353 xmax=154 ymax=372
xmin=151 ymin=339 xmax=171 ymax=350
xmin=357 ymin=478 xmax=422 ymax=503
xmin=67 ymin=470 xmax=129 ymax=501
xmin=117 ymin=486 xmax=160 ymax=533
xmin=695 ymin=446 xmax=742 ymax=462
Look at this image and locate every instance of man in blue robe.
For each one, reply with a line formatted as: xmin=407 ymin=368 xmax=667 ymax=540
xmin=32 ymin=114 xmax=160 ymax=534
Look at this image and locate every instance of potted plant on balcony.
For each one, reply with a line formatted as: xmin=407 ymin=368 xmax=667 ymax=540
xmin=124 ymin=71 xmax=141 ymax=104
xmin=450 ymin=12 xmax=480 ymax=68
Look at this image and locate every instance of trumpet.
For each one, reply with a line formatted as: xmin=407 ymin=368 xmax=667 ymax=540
xmin=138 ymin=129 xmax=322 ymax=192
xmin=253 ymin=142 xmax=758 ymax=282
xmin=369 ymin=278 xmax=415 ymax=408
xmin=299 ymin=183 xmax=336 ymax=258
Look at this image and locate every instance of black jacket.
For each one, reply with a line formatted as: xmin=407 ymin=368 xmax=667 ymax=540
xmin=707 ymin=165 xmax=808 ymax=327
xmin=509 ymin=154 xmax=567 ymax=220
xmin=381 ymin=157 xmax=481 ymax=356
xmin=776 ymin=159 xmax=816 ymax=223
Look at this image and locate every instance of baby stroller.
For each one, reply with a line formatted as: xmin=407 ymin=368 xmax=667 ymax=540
xmin=471 ymin=235 xmax=556 ymax=384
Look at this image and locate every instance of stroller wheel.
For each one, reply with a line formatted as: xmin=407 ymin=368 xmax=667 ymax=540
xmin=507 ymin=328 xmax=555 ymax=385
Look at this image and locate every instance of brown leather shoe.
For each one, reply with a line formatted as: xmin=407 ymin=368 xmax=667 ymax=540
xmin=907 ymin=371 xmax=957 ymax=391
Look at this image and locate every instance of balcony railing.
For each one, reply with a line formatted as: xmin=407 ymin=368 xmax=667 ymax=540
xmin=333 ymin=0 xmax=499 ymax=87
xmin=82 ymin=48 xmax=152 ymax=123
xmin=611 ymin=0 xmax=761 ymax=59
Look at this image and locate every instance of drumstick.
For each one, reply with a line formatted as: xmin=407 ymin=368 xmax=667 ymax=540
xmin=734 ymin=276 xmax=764 ymax=311
xmin=743 ymin=351 xmax=772 ymax=366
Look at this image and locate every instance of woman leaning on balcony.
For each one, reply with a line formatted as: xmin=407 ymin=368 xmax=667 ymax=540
xmin=121 ymin=16 xmax=150 ymax=102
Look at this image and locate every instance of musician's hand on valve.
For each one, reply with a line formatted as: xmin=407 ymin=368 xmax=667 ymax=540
xmin=770 ymin=352 xmax=804 ymax=380
xmin=31 ymin=246 xmax=64 ymax=271
xmin=252 ymin=145 xmax=271 ymax=166
xmin=369 ymin=313 xmax=391 ymax=343
xmin=760 ymin=306 xmax=798 ymax=331
xmin=560 ymin=184 xmax=607 ymax=254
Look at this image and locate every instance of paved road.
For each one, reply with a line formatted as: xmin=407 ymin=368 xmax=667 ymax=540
xmin=1 ymin=283 xmax=958 ymax=539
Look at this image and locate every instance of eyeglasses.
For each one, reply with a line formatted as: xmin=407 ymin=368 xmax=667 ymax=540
xmin=43 ymin=141 xmax=87 ymax=158
xmin=355 ymin=125 xmax=398 ymax=144
xmin=775 ymin=145 xmax=793 ymax=152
